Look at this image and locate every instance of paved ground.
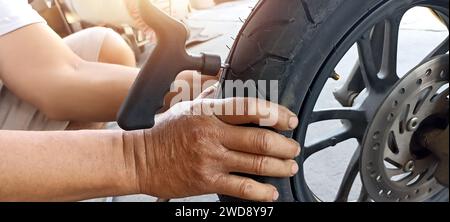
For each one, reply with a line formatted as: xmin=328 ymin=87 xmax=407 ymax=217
xmin=111 ymin=0 xmax=448 ymax=202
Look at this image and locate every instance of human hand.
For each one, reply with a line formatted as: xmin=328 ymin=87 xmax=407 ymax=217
xmin=124 ymin=87 xmax=300 ymax=202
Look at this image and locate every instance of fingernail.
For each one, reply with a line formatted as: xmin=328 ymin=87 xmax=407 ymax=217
xmin=296 ymin=147 xmax=301 ymax=157
xmin=273 ymin=190 xmax=279 ymax=201
xmin=289 ymin=117 xmax=299 ymax=130
xmin=289 ymin=139 xmax=301 ymax=157
xmin=291 ymin=162 xmax=299 ymax=175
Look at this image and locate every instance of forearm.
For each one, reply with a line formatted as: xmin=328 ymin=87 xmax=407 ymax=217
xmin=46 ymin=63 xmax=218 ymax=122
xmin=0 ymin=130 xmax=139 ymax=201
xmin=0 ymin=24 xmax=138 ymax=122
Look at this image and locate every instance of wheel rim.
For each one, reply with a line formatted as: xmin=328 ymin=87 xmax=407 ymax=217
xmin=292 ymin=0 xmax=449 ymax=202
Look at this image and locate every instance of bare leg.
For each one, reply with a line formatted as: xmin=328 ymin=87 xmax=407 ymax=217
xmin=97 ymin=29 xmax=136 ymax=67
xmin=65 ymin=27 xmax=136 ymax=130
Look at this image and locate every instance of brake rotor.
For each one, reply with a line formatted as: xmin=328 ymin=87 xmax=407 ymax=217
xmin=361 ymin=54 xmax=449 ymax=202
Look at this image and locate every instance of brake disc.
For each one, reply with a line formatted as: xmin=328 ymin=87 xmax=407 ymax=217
xmin=361 ymin=54 xmax=449 ymax=202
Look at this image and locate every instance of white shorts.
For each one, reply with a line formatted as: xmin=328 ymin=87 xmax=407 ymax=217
xmin=0 ymin=27 xmax=114 ymax=131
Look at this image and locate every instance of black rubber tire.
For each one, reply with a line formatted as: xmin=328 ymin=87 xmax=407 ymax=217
xmin=219 ymin=0 xmax=449 ymax=202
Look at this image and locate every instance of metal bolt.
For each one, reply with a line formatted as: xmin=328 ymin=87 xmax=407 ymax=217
xmin=404 ymin=160 xmax=415 ymax=172
xmin=331 ymin=71 xmax=341 ymax=81
xmin=407 ymin=117 xmax=420 ymax=132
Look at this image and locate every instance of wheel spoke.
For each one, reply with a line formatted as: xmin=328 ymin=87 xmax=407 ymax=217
xmin=379 ymin=15 xmax=401 ymax=83
xmin=357 ymin=33 xmax=379 ymax=88
xmin=309 ymin=108 xmax=366 ymax=124
xmin=423 ymin=37 xmax=449 ymax=61
xmin=357 ymin=15 xmax=402 ymax=91
xmin=305 ymin=108 xmax=366 ymax=157
xmin=357 ymin=187 xmax=371 ymax=202
xmin=433 ymin=10 xmax=449 ymax=27
xmin=335 ymin=148 xmax=361 ymax=202
xmin=304 ymin=128 xmax=353 ymax=158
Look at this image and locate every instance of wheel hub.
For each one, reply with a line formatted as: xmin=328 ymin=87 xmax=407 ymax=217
xmin=361 ymin=54 xmax=449 ymax=202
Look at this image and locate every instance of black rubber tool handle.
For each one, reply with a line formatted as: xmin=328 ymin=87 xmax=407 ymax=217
xmin=117 ymin=0 xmax=221 ymax=130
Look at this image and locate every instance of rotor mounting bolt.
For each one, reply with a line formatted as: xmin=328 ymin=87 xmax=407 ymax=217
xmin=404 ymin=160 xmax=415 ymax=172
xmin=407 ymin=117 xmax=420 ymax=132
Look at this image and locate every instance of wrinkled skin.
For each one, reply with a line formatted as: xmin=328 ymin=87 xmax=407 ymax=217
xmin=126 ymin=86 xmax=301 ymax=202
